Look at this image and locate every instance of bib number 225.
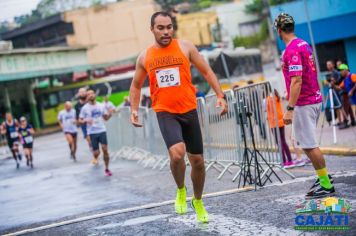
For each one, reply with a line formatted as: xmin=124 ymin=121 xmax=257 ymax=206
xmin=156 ymin=67 xmax=180 ymax=88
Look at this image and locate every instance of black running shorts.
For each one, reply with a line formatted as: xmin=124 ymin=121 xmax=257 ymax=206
xmin=7 ymin=137 xmax=19 ymax=149
xmin=89 ymin=132 xmax=108 ymax=151
xmin=156 ymin=109 xmax=203 ymax=154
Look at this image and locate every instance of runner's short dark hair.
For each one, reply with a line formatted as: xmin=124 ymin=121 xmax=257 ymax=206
xmin=151 ymin=11 xmax=173 ymax=27
xmin=281 ymin=24 xmax=294 ymax=33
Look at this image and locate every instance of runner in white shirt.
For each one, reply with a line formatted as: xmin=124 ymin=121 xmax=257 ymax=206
xmin=79 ymin=90 xmax=113 ymax=176
xmin=58 ymin=101 xmax=78 ymax=161
xmin=103 ymin=96 xmax=116 ymax=115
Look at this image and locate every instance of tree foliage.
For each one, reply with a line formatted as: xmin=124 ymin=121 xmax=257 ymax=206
xmin=233 ymin=19 xmax=268 ymax=48
xmin=245 ymin=0 xmax=296 ymax=17
xmin=154 ymin=0 xmax=233 ymax=11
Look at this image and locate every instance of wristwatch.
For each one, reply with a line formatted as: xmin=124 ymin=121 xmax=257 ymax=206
xmin=286 ymin=105 xmax=294 ymax=111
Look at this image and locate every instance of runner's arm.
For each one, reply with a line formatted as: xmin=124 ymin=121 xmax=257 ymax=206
xmin=57 ymin=114 xmax=64 ymax=130
xmin=187 ymin=41 xmax=228 ymax=115
xmin=130 ymin=53 xmax=147 ymax=113
xmin=102 ymin=111 xmax=111 ymax=121
xmin=0 ymin=122 xmax=5 ymax=134
xmin=29 ymin=127 xmax=35 ymax=135
xmin=349 ymin=74 xmax=356 ymax=96
xmin=187 ymin=41 xmax=224 ymax=97
xmin=129 ymin=52 xmax=147 ymax=127
xmin=332 ymin=80 xmax=344 ymax=91
xmin=288 ymin=76 xmax=302 ymax=107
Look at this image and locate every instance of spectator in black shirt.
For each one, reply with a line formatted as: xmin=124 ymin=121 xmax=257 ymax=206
xmin=74 ymin=88 xmax=92 ymax=150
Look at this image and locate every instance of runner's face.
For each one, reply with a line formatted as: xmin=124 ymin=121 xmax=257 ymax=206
xmin=5 ymin=113 xmax=12 ymax=121
xmin=340 ymin=70 xmax=348 ymax=78
xmin=87 ymin=91 xmax=96 ymax=102
xmin=21 ymin=120 xmax=27 ymax=127
xmin=326 ymin=62 xmax=334 ymax=71
xmin=65 ymin=103 xmax=72 ymax=111
xmin=151 ymin=15 xmax=173 ymax=47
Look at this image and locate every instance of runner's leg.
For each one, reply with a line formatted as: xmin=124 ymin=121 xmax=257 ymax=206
xmin=65 ymin=134 xmax=74 ymax=158
xmin=24 ymin=148 xmax=30 ymax=166
xmin=187 ymin=153 xmax=205 ymax=200
xmin=168 ymin=143 xmax=186 ymax=189
xmin=72 ymin=134 xmax=77 ymax=160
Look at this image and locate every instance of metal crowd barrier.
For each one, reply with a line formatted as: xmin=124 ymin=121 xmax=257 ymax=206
xmin=0 ymin=134 xmax=10 ymax=158
xmin=106 ymin=106 xmax=170 ymax=170
xmin=105 ymin=81 xmax=295 ymax=182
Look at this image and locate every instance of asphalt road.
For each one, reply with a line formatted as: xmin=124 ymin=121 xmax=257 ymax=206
xmin=0 ymin=132 xmax=355 ymax=235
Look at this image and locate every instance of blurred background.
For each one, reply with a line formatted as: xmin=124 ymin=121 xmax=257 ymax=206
xmin=1 ymin=0 xmax=354 ymax=129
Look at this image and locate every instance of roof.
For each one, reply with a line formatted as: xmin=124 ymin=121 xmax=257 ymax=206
xmin=0 ymin=46 xmax=88 ymax=55
xmin=1 ymin=14 xmax=63 ymax=40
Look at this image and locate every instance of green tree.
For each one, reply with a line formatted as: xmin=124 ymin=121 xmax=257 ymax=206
xmin=14 ymin=10 xmax=42 ymax=26
xmin=237 ymin=0 xmax=295 ymax=48
xmin=245 ymin=0 xmax=296 ymax=17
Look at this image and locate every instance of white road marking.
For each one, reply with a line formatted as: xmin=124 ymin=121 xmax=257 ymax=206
xmin=4 ymin=170 xmax=356 ymax=236
xmin=2 ymin=187 xmax=252 ymax=236
xmin=169 ymin=214 xmax=316 ymax=236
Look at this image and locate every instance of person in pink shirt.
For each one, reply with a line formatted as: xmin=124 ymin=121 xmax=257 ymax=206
xmin=274 ymin=13 xmax=335 ymax=199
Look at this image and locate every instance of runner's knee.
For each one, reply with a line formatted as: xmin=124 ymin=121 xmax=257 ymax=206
xmin=188 ymin=154 xmax=205 ymax=169
xmin=169 ymin=143 xmax=185 ymax=163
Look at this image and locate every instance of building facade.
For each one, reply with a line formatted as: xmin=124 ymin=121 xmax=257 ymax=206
xmin=1 ymin=0 xmax=160 ymax=65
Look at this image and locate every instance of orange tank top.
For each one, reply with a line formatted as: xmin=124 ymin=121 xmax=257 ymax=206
xmin=144 ymin=39 xmax=197 ymax=114
xmin=266 ymin=95 xmax=284 ymax=128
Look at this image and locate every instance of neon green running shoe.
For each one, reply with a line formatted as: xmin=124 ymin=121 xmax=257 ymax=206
xmin=191 ymin=198 xmax=209 ymax=223
xmin=175 ymin=187 xmax=187 ymax=214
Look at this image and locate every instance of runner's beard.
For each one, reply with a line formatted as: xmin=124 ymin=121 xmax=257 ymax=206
xmin=158 ymin=37 xmax=172 ymax=47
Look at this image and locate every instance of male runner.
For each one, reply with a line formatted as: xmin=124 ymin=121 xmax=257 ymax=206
xmin=129 ymin=11 xmax=228 ymax=223
xmin=274 ymin=13 xmax=335 ymax=198
xmin=1 ymin=113 xmax=22 ymax=168
xmin=18 ymin=116 xmax=35 ymax=168
xmin=58 ymin=101 xmax=78 ymax=161
xmin=79 ymin=90 xmax=113 ymax=176
xmin=103 ymin=96 xmax=116 ymax=115
xmin=75 ymin=88 xmax=92 ymax=151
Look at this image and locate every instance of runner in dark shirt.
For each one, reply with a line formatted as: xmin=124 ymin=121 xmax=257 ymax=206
xmin=18 ymin=117 xmax=35 ymax=168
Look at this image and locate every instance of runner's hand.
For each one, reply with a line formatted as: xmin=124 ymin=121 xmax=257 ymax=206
xmin=216 ymin=97 xmax=228 ymax=116
xmin=86 ymin=118 xmax=93 ymax=125
xmin=131 ymin=110 xmax=143 ymax=127
xmin=283 ymin=110 xmax=293 ymax=125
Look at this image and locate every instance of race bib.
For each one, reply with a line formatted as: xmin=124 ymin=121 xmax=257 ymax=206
xmin=24 ymin=136 xmax=33 ymax=144
xmin=156 ymin=67 xmax=180 ymax=88
xmin=10 ymin=132 xmax=18 ymax=138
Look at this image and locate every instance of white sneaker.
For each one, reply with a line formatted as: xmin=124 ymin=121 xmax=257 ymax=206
xmin=294 ymin=159 xmax=305 ymax=167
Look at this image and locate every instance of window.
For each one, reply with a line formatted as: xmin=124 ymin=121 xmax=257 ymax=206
xmin=42 ymin=93 xmax=59 ymax=109
xmin=58 ymin=89 xmax=75 ymax=103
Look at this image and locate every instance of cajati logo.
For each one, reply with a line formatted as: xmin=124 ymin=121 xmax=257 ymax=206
xmin=294 ymin=197 xmax=352 ymax=231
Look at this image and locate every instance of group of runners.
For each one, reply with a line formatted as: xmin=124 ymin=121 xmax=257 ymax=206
xmin=57 ymin=89 xmax=116 ymax=176
xmin=1 ymin=11 xmax=338 ymax=224
xmin=1 ymin=113 xmax=35 ymax=169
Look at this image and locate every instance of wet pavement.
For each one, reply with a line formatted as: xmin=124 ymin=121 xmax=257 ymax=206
xmin=0 ymin=132 xmax=355 ymax=235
